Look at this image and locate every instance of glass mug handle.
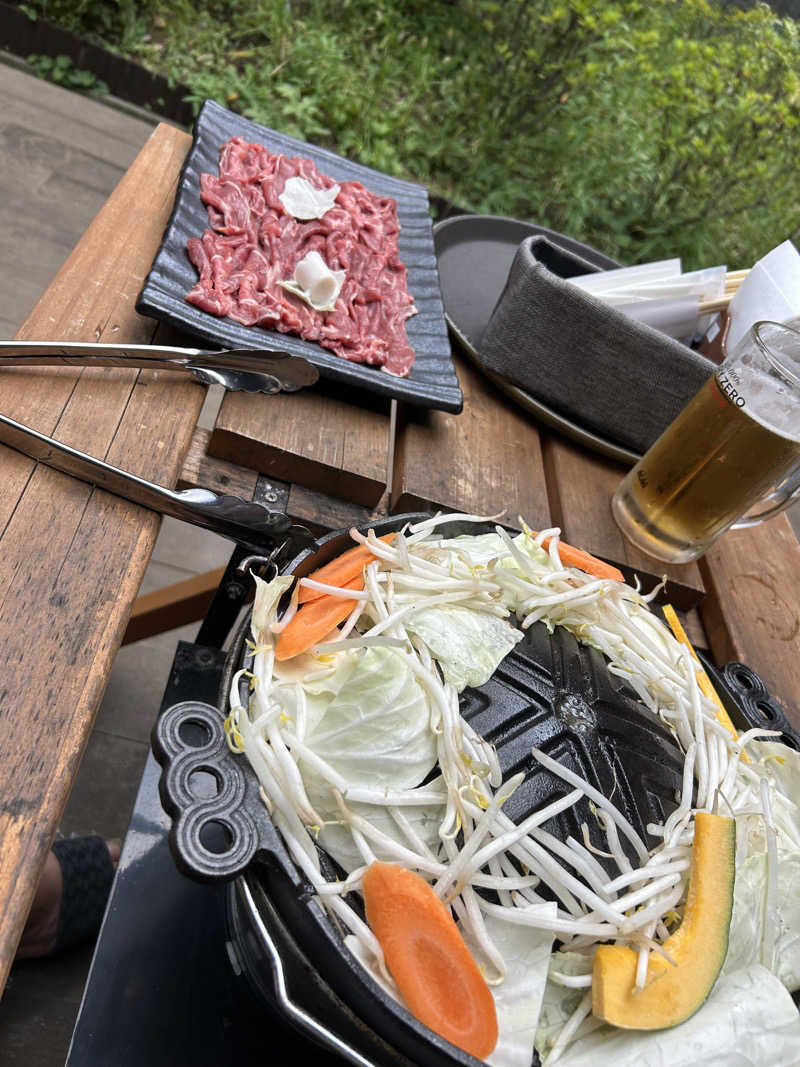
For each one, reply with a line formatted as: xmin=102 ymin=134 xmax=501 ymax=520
xmin=730 ymin=466 xmax=800 ymax=529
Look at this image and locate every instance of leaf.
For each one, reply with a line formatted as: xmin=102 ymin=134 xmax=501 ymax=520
xmin=300 ymin=645 xmax=437 ymax=791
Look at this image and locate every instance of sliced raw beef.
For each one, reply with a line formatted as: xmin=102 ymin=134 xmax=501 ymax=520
xmin=186 ymin=137 xmax=417 ymax=377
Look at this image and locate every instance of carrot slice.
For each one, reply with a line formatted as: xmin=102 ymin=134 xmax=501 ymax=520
xmin=362 ymin=863 xmax=498 ymax=1060
xmin=274 ymin=577 xmax=363 ymax=661
xmin=297 ymin=533 xmax=396 ymax=603
xmin=535 ymin=533 xmax=624 ymax=582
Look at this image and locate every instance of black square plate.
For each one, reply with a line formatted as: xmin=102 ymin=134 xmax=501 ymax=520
xmin=136 ymin=100 xmax=462 ymax=413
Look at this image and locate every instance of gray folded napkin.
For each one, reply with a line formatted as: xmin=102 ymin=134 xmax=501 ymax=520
xmin=477 ymin=236 xmax=716 ymax=454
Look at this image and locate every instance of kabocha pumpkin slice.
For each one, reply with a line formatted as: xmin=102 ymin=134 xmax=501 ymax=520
xmin=662 ymin=604 xmax=744 ymax=755
xmin=592 ymin=812 xmax=735 ymax=1030
xmin=362 ymin=862 xmax=498 ymax=1059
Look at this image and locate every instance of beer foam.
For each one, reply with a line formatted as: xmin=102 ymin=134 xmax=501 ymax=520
xmin=720 ymin=361 xmax=800 ymax=442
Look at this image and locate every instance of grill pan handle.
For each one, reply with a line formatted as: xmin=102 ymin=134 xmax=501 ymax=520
xmin=152 ymin=699 xmax=282 ymax=882
xmin=704 ymin=656 xmax=800 ymax=752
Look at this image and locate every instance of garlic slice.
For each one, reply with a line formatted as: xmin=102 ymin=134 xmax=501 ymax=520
xmin=278 ymin=251 xmax=345 ymax=312
xmin=278 ymin=177 xmax=340 ymax=220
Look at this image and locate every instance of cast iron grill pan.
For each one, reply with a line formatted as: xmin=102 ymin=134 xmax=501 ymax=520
xmin=153 ymin=515 xmax=799 ymax=1067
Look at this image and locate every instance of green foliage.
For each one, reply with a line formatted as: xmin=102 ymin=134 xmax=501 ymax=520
xmin=27 ymin=53 xmax=109 ymax=95
xmin=24 ymin=0 xmax=800 ymax=267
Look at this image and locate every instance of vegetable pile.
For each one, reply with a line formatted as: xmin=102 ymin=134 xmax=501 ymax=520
xmin=225 ymin=515 xmax=800 ymax=1065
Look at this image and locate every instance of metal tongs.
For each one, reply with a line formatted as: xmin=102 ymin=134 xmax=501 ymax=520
xmin=0 ymin=339 xmax=319 ymax=549
xmin=0 ymin=409 xmax=313 ymax=553
xmin=0 ymin=340 xmax=319 ymax=393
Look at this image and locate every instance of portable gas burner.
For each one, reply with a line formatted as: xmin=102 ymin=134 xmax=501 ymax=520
xmin=66 ymin=637 xmax=353 ymax=1067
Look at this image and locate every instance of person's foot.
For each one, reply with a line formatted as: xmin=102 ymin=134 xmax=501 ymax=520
xmin=16 ymin=838 xmax=121 ymax=960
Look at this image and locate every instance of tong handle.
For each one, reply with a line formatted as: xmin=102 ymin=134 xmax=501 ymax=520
xmin=0 ymin=409 xmax=308 ymax=553
xmin=0 ymin=340 xmax=319 ymax=392
xmin=0 ymin=340 xmax=206 ymax=361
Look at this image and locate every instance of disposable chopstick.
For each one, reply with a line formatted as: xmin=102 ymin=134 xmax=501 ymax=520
xmin=698 ymin=296 xmax=732 ymax=314
xmin=579 ymin=266 xmax=750 ymax=317
xmin=667 ymin=269 xmax=750 ymax=315
xmin=699 ymin=271 xmax=749 ymax=314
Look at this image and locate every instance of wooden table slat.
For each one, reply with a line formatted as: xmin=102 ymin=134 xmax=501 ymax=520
xmin=0 ymin=123 xmax=196 ymax=987
xmin=286 ymin=483 xmax=379 ymax=535
xmin=178 ymin=427 xmax=260 ymax=500
xmin=391 ymin=354 xmax=551 ymax=525
xmin=542 ymin=435 xmax=706 ymax=609
xmin=699 ymin=516 xmax=800 ymax=726
xmin=209 ymin=379 xmax=391 ymax=508
xmin=179 ymin=430 xmax=379 ymax=536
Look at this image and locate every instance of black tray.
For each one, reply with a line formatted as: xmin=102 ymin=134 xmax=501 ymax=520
xmin=432 ymin=215 xmax=643 ymax=464
xmin=137 ymin=100 xmax=462 ymax=413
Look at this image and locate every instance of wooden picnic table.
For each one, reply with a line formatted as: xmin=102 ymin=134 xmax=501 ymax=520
xmin=1 ymin=121 xmax=799 ymax=992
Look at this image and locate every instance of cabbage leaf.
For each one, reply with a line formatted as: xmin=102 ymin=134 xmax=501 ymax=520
xmin=299 ymin=645 xmax=436 ymax=791
xmin=728 ymin=743 xmax=800 ymax=866
xmin=250 ymin=572 xmax=293 ymax=643
xmin=552 ymin=964 xmax=800 ymax=1066
xmin=535 ymin=951 xmax=594 ymax=1058
xmin=405 ymin=606 xmax=522 ymax=692
xmin=274 ymin=645 xmax=442 ymax=871
xmin=723 ymin=848 xmax=800 ymax=992
xmin=313 ymin=787 xmax=445 ymax=874
xmin=467 ymin=908 xmax=557 ymax=1067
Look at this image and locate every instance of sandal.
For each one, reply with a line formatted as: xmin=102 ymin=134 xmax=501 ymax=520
xmin=16 ymin=835 xmax=117 ymax=960
xmin=51 ymin=834 xmax=116 ymax=953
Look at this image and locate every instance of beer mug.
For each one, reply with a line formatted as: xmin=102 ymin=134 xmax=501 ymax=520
xmin=611 ymin=320 xmax=800 ymax=564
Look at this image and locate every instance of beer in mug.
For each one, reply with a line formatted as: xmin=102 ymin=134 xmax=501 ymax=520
xmin=612 ymin=321 xmax=800 ymax=564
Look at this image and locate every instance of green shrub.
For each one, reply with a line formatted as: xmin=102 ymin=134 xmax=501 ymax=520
xmin=25 ymin=0 xmax=800 ymax=267
xmin=27 ymin=52 xmax=109 ymax=94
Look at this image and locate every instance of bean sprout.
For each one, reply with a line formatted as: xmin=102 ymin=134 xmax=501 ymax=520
xmin=760 ymin=777 xmax=779 ymax=972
